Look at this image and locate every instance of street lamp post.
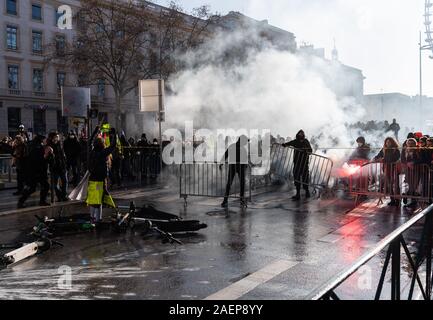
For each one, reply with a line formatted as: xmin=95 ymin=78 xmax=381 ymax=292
xmin=420 ymin=1 xmax=433 ymax=130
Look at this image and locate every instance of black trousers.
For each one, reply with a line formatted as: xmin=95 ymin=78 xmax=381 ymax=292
xmin=16 ymin=168 xmax=25 ymax=192
xmin=224 ymin=165 xmax=246 ymax=200
xmin=110 ymin=158 xmax=122 ymax=186
xmin=19 ymin=176 xmax=49 ymax=204
xmin=67 ymin=161 xmax=80 ymax=187
xmin=293 ymin=168 xmax=310 ymax=192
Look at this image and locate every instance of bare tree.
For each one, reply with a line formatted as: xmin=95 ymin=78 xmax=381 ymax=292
xmin=45 ymin=0 xmax=219 ymax=130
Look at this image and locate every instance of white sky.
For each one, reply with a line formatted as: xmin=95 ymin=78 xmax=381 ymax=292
xmin=154 ymin=0 xmax=433 ymax=97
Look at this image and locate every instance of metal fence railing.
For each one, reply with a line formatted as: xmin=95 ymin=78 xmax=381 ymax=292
xmin=307 ymin=204 xmax=433 ymax=300
xmin=267 ymin=144 xmax=334 ymax=193
xmin=179 ymin=162 xmax=252 ymax=205
xmin=348 ymin=162 xmax=432 ymax=205
xmin=0 ymin=155 xmax=15 ymax=184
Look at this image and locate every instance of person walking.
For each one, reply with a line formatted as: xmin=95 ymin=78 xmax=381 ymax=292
xmin=18 ymin=134 xmax=52 ymax=208
xmin=220 ymin=135 xmax=249 ymax=208
xmin=64 ymin=131 xmax=81 ymax=188
xmin=47 ymin=132 xmax=68 ymax=202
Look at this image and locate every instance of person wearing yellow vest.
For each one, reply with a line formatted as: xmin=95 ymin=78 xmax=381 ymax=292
xmin=86 ymin=125 xmax=117 ymax=224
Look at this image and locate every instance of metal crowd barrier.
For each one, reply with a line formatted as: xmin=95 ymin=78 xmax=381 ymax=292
xmin=349 ymin=162 xmax=432 ymax=204
xmin=179 ymin=162 xmax=252 ymax=205
xmin=307 ymin=204 xmax=433 ymax=300
xmin=121 ymin=147 xmax=168 ymax=185
xmin=267 ymin=144 xmax=334 ymax=192
xmin=0 ymin=155 xmax=15 ymax=183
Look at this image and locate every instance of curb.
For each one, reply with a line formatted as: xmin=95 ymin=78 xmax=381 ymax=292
xmin=0 ymin=200 xmax=83 ymax=218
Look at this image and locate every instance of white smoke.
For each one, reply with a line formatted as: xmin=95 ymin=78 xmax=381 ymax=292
xmin=165 ymin=28 xmax=367 ymax=162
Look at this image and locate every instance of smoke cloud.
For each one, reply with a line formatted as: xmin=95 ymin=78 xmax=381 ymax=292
xmin=165 ymin=27 xmax=367 ymax=162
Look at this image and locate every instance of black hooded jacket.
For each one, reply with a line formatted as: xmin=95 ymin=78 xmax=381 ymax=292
xmin=25 ymin=138 xmax=49 ymax=179
xmin=88 ymin=131 xmax=116 ymax=181
xmin=283 ymin=130 xmax=313 ymax=169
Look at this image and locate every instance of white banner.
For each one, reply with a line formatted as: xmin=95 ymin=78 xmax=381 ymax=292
xmin=139 ymin=79 xmax=165 ymax=112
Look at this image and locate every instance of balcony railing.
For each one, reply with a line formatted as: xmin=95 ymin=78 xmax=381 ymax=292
xmin=0 ymin=88 xmax=139 ymax=107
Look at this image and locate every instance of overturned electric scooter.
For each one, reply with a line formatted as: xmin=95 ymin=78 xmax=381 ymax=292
xmin=114 ymin=202 xmax=208 ymax=244
xmin=0 ymin=222 xmax=63 ymax=269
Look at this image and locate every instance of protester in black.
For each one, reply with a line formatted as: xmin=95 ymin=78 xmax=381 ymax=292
xmin=18 ymin=134 xmax=52 ymax=208
xmin=283 ymin=130 xmax=313 ymax=201
xmin=220 ymin=135 xmax=249 ymax=208
xmin=47 ymin=132 xmax=68 ymax=202
xmin=64 ymin=131 xmax=81 ymax=187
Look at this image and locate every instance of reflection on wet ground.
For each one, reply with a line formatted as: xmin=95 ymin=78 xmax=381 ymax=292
xmin=0 ymin=187 xmax=427 ymax=300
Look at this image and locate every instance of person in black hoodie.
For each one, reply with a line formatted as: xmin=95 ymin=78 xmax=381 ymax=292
xmin=64 ymin=131 xmax=81 ymax=187
xmin=47 ymin=131 xmax=68 ymax=202
xmin=220 ymin=135 xmax=249 ymax=208
xmin=18 ymin=134 xmax=52 ymax=208
xmin=86 ymin=126 xmax=117 ymax=223
xmin=283 ymin=130 xmax=313 ymax=201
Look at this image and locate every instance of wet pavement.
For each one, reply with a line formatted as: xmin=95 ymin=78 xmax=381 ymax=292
xmin=0 ymin=185 xmax=428 ymax=300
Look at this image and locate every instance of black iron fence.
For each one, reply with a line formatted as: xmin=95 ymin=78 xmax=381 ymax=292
xmin=348 ymin=161 xmax=432 ymax=205
xmin=0 ymin=155 xmax=15 ymax=184
xmin=179 ymin=162 xmax=252 ymax=205
xmin=307 ymin=204 xmax=433 ymax=300
xmin=266 ymin=144 xmax=334 ymax=193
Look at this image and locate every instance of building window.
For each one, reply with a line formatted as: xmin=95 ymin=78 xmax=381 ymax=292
xmin=55 ymin=34 xmax=65 ymax=56
xmin=32 ymin=30 xmax=42 ymax=54
xmin=32 ymin=3 xmax=42 ymax=20
xmin=33 ymin=109 xmax=46 ymax=135
xmin=97 ymin=79 xmax=105 ymax=97
xmin=57 ymin=72 xmax=66 ymax=92
xmin=32 ymin=68 xmax=43 ymax=92
xmin=6 ymin=0 xmax=17 ymax=15
xmin=7 ymin=65 xmax=19 ymax=89
xmin=7 ymin=108 xmax=21 ymax=137
xmin=6 ymin=26 xmax=18 ymax=50
xmin=77 ymin=74 xmax=88 ymax=87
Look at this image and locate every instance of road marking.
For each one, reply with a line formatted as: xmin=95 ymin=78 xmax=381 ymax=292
xmin=204 ymin=260 xmax=298 ymax=300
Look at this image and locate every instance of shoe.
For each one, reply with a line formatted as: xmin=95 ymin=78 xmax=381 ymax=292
xmin=388 ymin=200 xmax=396 ymax=206
xmin=221 ymin=201 xmax=228 ymax=208
xmin=305 ymin=191 xmax=311 ymax=199
xmin=292 ymin=194 xmax=301 ymax=201
xmin=39 ymin=201 xmax=51 ymax=207
xmin=240 ymin=199 xmax=247 ymax=208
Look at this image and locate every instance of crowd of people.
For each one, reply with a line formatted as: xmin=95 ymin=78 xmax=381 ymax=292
xmin=349 ymin=118 xmax=401 ymax=140
xmin=347 ymin=129 xmax=433 ymax=208
xmin=0 ymin=125 xmax=164 ymax=209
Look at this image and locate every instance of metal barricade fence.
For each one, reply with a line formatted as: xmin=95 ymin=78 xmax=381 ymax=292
xmin=0 ymin=155 xmax=15 ymax=183
xmin=349 ymin=162 xmax=432 ymax=203
xmin=180 ymin=162 xmax=252 ymax=204
xmin=122 ymin=147 xmax=181 ymax=186
xmin=267 ymin=144 xmax=334 ymax=192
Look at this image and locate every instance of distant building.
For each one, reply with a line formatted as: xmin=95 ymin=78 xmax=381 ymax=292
xmin=363 ymin=93 xmax=433 ymax=133
xmin=298 ymin=43 xmax=365 ymax=105
xmin=216 ymin=11 xmax=297 ymax=53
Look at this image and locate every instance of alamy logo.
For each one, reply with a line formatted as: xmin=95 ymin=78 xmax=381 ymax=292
xmin=58 ymin=265 xmax=72 ymax=290
xmin=57 ymin=5 xmax=73 ymax=30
